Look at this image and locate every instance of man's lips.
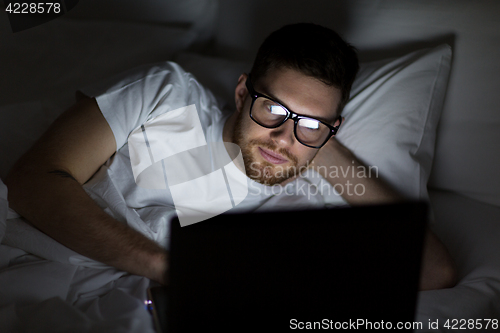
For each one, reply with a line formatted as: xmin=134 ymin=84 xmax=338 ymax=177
xmin=258 ymin=147 xmax=288 ymax=164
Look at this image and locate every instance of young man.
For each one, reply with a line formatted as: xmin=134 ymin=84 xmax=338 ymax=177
xmin=4 ymin=23 xmax=456 ymax=290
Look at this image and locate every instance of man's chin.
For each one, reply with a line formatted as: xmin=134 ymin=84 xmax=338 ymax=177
xmin=250 ymin=176 xmax=291 ymax=187
xmin=245 ymin=163 xmax=297 ymax=186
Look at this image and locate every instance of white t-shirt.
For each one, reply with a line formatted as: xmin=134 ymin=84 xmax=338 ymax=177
xmin=81 ymin=61 xmax=346 ymax=247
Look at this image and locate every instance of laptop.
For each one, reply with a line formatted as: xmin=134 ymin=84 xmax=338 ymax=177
xmin=150 ymin=201 xmax=427 ymax=332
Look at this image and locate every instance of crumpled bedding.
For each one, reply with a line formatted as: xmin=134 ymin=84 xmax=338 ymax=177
xmin=0 ymin=179 xmax=158 ymax=333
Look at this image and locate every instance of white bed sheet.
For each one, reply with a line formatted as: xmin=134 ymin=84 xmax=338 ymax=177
xmin=0 ymin=177 xmax=157 ymax=333
xmin=415 ymin=189 xmax=500 ymax=331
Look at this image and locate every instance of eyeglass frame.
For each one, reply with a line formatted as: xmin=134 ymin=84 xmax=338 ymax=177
xmin=245 ymin=74 xmax=343 ymax=149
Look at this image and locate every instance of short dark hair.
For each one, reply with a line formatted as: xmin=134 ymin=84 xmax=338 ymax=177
xmin=250 ymin=23 xmax=359 ymax=115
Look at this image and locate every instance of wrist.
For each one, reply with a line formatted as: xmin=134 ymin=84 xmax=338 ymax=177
xmin=148 ymin=250 xmax=168 ymax=285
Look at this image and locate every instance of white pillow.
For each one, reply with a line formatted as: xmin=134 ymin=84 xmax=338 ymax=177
xmin=176 ymin=44 xmax=452 ymax=201
xmin=337 ymin=45 xmax=452 ymax=200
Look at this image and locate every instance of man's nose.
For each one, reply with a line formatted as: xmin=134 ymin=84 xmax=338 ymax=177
xmin=269 ymin=118 xmax=295 ymax=147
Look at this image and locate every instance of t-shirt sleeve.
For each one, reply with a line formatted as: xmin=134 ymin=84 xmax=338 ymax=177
xmin=80 ymin=61 xmax=204 ymax=151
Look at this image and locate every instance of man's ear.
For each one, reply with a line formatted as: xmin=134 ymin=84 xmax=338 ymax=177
xmin=235 ymin=73 xmax=249 ymax=113
xmin=334 ymin=116 xmax=345 ymax=127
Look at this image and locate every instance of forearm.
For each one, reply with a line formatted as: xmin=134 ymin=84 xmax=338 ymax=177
xmin=5 ymin=168 xmax=167 ymax=284
xmin=311 ymin=139 xmax=404 ymax=205
xmin=419 ymin=228 xmax=457 ymax=290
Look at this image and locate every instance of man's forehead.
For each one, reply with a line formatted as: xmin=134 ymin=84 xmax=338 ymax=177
xmin=255 ymin=67 xmax=341 ymax=123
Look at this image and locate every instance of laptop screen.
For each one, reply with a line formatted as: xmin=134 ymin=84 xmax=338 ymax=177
xmin=165 ymin=202 xmax=427 ymax=332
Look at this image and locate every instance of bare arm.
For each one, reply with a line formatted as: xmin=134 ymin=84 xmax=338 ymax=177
xmin=310 ymin=137 xmax=404 ymax=205
xmin=310 ymin=138 xmax=457 ymax=290
xmin=4 ymin=97 xmax=167 ymax=284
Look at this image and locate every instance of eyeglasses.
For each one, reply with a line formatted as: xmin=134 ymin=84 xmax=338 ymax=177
xmin=245 ymin=74 xmax=342 ymax=149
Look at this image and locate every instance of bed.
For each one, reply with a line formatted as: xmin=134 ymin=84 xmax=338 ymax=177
xmin=1 ymin=1 xmax=499 ymax=332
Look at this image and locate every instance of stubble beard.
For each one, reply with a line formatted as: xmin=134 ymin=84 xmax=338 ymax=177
xmin=232 ymin=111 xmax=302 ymax=186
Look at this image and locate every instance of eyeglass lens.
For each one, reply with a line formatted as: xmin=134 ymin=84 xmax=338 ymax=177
xmin=251 ymin=96 xmax=331 ymax=147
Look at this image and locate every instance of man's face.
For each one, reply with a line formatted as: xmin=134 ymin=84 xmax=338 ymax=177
xmin=231 ymin=67 xmax=342 ymax=186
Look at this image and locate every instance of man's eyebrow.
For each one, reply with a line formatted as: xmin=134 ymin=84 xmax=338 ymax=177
xmin=260 ymin=87 xmax=336 ymax=125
